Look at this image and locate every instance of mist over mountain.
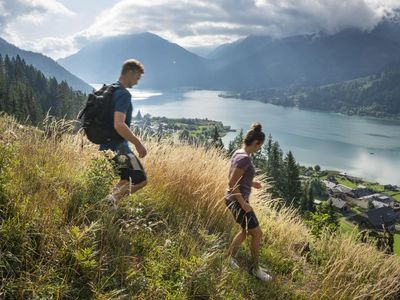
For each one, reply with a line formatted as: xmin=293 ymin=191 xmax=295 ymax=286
xmin=57 ymin=20 xmax=400 ymax=91
xmin=208 ymin=20 xmax=400 ymax=90
xmin=0 ymin=37 xmax=92 ymax=93
xmin=58 ymin=32 xmax=208 ymax=89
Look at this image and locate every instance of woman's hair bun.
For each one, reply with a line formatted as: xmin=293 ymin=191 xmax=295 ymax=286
xmin=251 ymin=122 xmax=262 ymax=132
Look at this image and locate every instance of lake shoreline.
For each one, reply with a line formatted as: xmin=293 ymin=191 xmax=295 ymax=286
xmin=219 ymin=93 xmax=400 ymax=122
xmin=130 ymin=89 xmax=400 ymax=186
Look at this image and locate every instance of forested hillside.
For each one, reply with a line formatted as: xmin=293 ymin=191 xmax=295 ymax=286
xmin=221 ymin=66 xmax=400 ymax=119
xmin=0 ymin=37 xmax=91 ymax=92
xmin=0 ymin=55 xmax=86 ymax=123
xmin=298 ymin=66 xmax=400 ymax=118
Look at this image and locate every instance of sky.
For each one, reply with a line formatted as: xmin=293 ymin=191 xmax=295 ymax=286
xmin=1 ymin=0 xmax=400 ymax=59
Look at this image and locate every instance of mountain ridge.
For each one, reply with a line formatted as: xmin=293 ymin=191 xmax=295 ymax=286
xmin=57 ymin=19 xmax=400 ymax=90
xmin=58 ymin=32 xmax=208 ymax=88
xmin=0 ymin=37 xmax=92 ymax=93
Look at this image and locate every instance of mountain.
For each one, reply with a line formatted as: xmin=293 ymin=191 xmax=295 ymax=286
xmin=57 ymin=20 xmax=400 ymax=91
xmin=222 ymin=64 xmax=400 ymax=119
xmin=58 ymin=32 xmax=208 ymax=89
xmin=0 ymin=37 xmax=91 ymax=93
xmin=208 ymin=20 xmax=400 ymax=90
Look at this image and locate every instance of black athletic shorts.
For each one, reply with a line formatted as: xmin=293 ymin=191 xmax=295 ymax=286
xmin=112 ymin=151 xmax=147 ymax=185
xmin=225 ymin=198 xmax=259 ymax=230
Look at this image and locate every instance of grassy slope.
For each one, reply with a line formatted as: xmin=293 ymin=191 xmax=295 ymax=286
xmin=1 ymin=114 xmax=400 ymax=299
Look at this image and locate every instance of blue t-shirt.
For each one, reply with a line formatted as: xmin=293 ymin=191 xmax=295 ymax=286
xmin=99 ymin=82 xmax=132 ymax=152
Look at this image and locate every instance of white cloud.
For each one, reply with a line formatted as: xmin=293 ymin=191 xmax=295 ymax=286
xmin=0 ymin=0 xmax=74 ymax=46
xmin=2 ymin=0 xmax=400 ymax=59
xmin=20 ymin=0 xmax=74 ymax=16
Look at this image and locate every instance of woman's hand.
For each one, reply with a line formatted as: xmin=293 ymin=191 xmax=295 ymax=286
xmin=252 ymin=181 xmax=262 ymax=189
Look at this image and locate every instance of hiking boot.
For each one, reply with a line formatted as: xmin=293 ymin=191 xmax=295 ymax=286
xmin=252 ymin=267 xmax=272 ymax=282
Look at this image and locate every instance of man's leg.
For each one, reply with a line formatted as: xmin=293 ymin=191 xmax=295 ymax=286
xmin=111 ymin=179 xmax=130 ymax=201
xmin=106 ymin=151 xmax=147 ymax=206
xmin=108 ymin=177 xmax=147 ymax=204
xmin=129 ymin=180 xmax=147 ymax=194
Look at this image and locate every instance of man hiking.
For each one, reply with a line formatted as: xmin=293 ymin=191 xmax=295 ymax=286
xmin=101 ymin=59 xmax=148 ymax=206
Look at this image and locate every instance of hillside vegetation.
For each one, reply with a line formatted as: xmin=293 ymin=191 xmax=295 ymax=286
xmin=0 ymin=55 xmax=86 ymax=124
xmin=0 ymin=37 xmax=92 ymax=93
xmin=298 ymin=66 xmax=400 ymax=119
xmin=1 ymin=114 xmax=400 ymax=299
xmin=221 ymin=65 xmax=400 ymax=120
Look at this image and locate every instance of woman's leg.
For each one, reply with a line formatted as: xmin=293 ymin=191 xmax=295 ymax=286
xmin=247 ymin=226 xmax=263 ymax=269
xmin=228 ymin=229 xmax=247 ymax=257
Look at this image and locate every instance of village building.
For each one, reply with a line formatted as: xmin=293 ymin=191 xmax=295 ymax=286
xmin=328 ymin=197 xmax=349 ymax=212
xmin=352 ymin=186 xmax=375 ymax=198
xmin=359 ymin=193 xmax=396 ymax=207
xmin=351 ymin=207 xmax=399 ymax=232
xmin=384 ymin=184 xmax=399 ymax=192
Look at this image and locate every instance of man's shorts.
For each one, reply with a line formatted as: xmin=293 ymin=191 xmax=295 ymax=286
xmin=111 ymin=144 xmax=147 ymax=185
xmin=225 ymin=198 xmax=259 ymax=230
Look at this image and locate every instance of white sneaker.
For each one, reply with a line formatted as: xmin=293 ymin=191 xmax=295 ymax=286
xmin=252 ymin=267 xmax=272 ymax=282
xmin=229 ymin=258 xmax=240 ymax=269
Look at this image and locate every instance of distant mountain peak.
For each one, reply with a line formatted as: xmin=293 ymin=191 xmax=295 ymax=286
xmin=58 ymin=32 xmax=206 ymax=88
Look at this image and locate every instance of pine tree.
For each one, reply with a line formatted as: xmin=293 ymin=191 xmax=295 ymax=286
xmin=135 ymin=110 xmax=143 ymax=120
xmin=284 ymin=151 xmax=302 ymax=207
xmin=0 ymin=55 xmax=85 ymax=124
xmin=307 ymin=182 xmax=315 ymax=212
xmin=266 ymin=141 xmax=285 ymax=198
xmin=300 ymin=180 xmax=315 ymax=213
xmin=228 ymin=128 xmax=243 ymax=155
xmin=211 ymin=126 xmax=224 ymax=149
xmin=266 ymin=133 xmax=273 ymax=157
xmin=300 ymin=181 xmax=309 ymax=213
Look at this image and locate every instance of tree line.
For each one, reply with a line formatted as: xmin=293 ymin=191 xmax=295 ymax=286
xmin=0 ymin=54 xmax=86 ymax=124
xmin=221 ymin=65 xmax=400 ymax=120
xmin=299 ymin=66 xmax=400 ymax=119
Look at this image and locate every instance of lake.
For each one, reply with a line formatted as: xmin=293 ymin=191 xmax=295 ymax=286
xmin=93 ymin=85 xmax=400 ymax=185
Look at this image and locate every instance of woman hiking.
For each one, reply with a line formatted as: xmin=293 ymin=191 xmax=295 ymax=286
xmin=225 ymin=122 xmax=272 ymax=282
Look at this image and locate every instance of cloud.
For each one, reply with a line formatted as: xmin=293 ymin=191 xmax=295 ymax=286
xmin=0 ymin=0 xmax=74 ymax=47
xmin=0 ymin=0 xmax=73 ymax=25
xmin=2 ymin=0 xmax=400 ymax=59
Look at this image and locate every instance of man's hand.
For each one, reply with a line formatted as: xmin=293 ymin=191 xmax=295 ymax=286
xmin=135 ymin=143 xmax=147 ymax=158
xmin=242 ymin=202 xmax=253 ymax=213
xmin=252 ymin=181 xmax=262 ymax=189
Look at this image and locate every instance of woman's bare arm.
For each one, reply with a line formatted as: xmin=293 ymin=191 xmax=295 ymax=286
xmin=228 ymin=168 xmax=253 ymax=212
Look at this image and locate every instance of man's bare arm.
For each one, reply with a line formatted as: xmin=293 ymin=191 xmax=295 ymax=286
xmin=114 ymin=111 xmax=147 ymax=158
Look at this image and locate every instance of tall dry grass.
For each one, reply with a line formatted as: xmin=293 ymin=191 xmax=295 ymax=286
xmin=1 ymin=113 xmax=400 ymax=299
xmin=139 ymin=129 xmax=400 ymax=299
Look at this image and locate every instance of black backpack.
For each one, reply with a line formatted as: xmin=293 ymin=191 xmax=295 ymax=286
xmin=78 ymin=84 xmax=124 ymax=144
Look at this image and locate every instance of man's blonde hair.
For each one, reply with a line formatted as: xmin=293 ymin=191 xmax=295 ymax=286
xmin=121 ymin=59 xmax=145 ymax=75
